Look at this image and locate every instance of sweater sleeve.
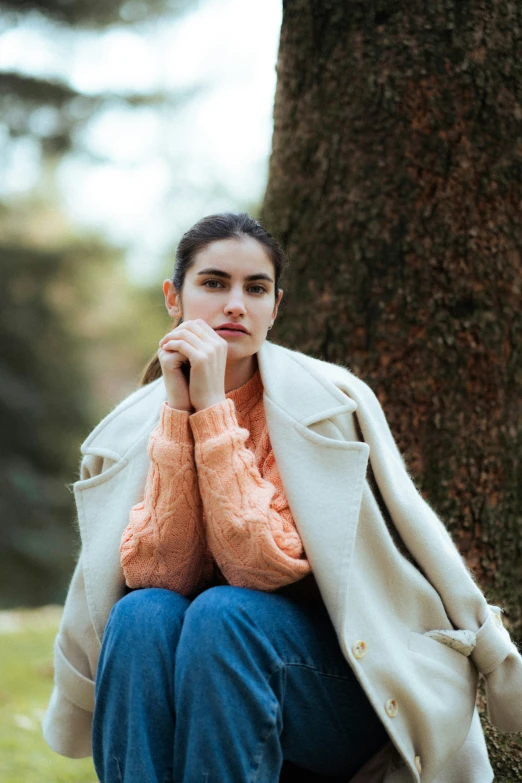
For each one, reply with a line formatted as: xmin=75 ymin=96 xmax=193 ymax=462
xmin=120 ymin=402 xmax=214 ymax=596
xmin=189 ymin=398 xmax=311 ymax=590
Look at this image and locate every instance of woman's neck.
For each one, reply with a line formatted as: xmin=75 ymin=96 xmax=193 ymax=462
xmin=224 ymin=354 xmax=258 ymax=393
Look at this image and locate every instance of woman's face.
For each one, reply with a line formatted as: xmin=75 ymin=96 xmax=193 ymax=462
xmin=163 ymin=236 xmax=283 ymax=365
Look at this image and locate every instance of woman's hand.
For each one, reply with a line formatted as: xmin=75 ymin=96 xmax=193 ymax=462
xmin=158 ymin=319 xmax=228 ymax=412
xmin=157 ymin=329 xmax=193 ymax=412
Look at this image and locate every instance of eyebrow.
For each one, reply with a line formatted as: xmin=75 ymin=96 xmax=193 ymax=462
xmin=196 ymin=267 xmax=274 ymax=284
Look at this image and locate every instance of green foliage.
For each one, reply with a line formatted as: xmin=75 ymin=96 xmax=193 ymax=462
xmin=0 ymin=205 xmax=177 ymax=608
xmin=0 ymin=238 xmax=106 ymax=608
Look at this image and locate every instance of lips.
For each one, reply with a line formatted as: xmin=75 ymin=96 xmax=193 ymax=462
xmin=215 ymin=324 xmax=248 ymax=334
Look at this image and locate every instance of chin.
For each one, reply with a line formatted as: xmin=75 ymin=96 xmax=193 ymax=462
xmin=227 ymin=345 xmax=257 ymax=362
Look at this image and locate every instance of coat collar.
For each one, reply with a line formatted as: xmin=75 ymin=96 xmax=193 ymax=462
xmin=76 ymin=338 xmax=369 ymax=640
xmin=257 ymin=339 xmax=357 ymax=424
xmin=80 ymin=339 xmax=357 ymax=459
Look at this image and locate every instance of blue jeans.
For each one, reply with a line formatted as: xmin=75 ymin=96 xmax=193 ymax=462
xmin=92 ymin=586 xmax=388 ymax=782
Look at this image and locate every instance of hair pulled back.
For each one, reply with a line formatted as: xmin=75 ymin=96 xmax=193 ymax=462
xmin=140 ymin=212 xmax=287 ymax=386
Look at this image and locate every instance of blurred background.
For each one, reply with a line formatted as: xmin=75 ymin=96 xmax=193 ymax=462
xmin=2 ymin=1 xmax=521 ymax=778
xmin=1 ymin=2 xmax=281 ymax=777
xmin=1 ymin=0 xmax=282 ymax=610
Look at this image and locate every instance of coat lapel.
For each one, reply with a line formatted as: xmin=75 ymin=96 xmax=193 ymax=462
xmin=256 ymin=339 xmax=357 ymax=424
xmin=256 ymin=341 xmax=370 ymax=619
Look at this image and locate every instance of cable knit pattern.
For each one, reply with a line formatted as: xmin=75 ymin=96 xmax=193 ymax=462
xmin=120 ymin=405 xmax=213 ymax=595
xmin=120 ymin=368 xmax=311 ymax=596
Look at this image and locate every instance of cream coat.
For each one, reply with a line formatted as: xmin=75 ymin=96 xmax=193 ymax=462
xmin=42 ymin=339 xmax=522 ymax=782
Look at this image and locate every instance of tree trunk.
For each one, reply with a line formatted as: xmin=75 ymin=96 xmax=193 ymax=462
xmin=262 ymin=1 xmax=522 ymax=776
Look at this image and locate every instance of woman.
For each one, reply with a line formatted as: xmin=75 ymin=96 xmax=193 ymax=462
xmin=43 ymin=213 xmax=522 ymax=782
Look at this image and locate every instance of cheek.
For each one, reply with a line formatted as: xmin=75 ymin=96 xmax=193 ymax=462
xmin=264 ymin=301 xmax=277 ymax=320
xmin=186 ymin=289 xmax=214 ymax=313
xmin=257 ymin=297 xmax=276 ymax=314
xmin=250 ymin=308 xmax=271 ymax=326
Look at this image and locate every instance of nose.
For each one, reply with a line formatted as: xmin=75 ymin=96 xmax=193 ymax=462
xmin=224 ymin=285 xmax=247 ymax=317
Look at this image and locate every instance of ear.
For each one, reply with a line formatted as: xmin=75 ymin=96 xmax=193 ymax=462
xmin=271 ymin=289 xmax=283 ymax=325
xmin=163 ymin=279 xmax=181 ymax=319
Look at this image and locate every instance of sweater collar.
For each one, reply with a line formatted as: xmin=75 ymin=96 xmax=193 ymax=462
xmin=225 ymin=367 xmax=263 ymax=414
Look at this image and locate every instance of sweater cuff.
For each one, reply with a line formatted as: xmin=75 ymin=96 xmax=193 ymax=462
xmin=158 ymin=402 xmax=192 ymax=443
xmin=189 ymin=398 xmax=239 ymax=441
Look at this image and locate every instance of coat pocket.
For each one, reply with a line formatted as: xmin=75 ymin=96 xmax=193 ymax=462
xmin=293 ymin=418 xmax=370 ymax=451
xmin=408 ymin=630 xmax=474 ymax=680
xmin=75 ymin=453 xmax=129 ymax=491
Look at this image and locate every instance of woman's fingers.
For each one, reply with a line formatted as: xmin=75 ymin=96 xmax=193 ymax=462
xmin=158 ymin=321 xmax=196 ymax=346
xmin=158 ymin=320 xmax=228 ymax=412
xmin=161 ymin=339 xmax=203 ymax=365
xmin=159 ymin=319 xmax=223 ymax=348
xmin=158 ymin=346 xmax=187 ymax=363
xmin=161 ymin=331 xmax=199 ymax=352
xmin=160 ymin=330 xmax=201 ymax=359
xmin=160 ymin=326 xmax=227 ymax=365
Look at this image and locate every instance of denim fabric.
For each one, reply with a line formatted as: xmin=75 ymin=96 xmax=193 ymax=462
xmin=92 ymin=586 xmax=388 ymax=783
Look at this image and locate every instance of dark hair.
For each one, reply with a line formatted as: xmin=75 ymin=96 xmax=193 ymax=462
xmin=140 ymin=212 xmax=287 ymax=386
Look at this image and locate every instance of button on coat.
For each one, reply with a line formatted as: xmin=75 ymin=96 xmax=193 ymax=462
xmin=352 ymin=640 xmax=367 ymax=659
xmin=385 ymin=699 xmax=399 ymax=718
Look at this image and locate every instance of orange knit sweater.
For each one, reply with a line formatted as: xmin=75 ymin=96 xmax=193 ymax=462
xmin=120 ymin=368 xmax=313 ymax=597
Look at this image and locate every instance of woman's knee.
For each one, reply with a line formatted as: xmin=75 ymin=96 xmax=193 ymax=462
xmin=176 ymin=585 xmax=274 ymax=663
xmin=181 ymin=585 xmax=251 ymax=627
xmin=174 ymin=586 xmax=284 ymax=713
xmin=103 ymin=587 xmax=191 ymax=647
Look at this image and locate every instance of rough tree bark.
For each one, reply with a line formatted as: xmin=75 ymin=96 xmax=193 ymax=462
xmin=262 ymin=1 xmax=522 ymax=778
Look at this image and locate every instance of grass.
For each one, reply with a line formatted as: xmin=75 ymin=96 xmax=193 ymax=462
xmin=0 ymin=606 xmax=97 ymax=783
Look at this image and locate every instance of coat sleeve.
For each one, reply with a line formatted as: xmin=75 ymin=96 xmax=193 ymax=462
xmin=349 ymin=374 xmax=522 ymax=734
xmin=42 ymin=453 xmax=103 ymax=759
xmin=42 ymin=550 xmax=98 ymax=758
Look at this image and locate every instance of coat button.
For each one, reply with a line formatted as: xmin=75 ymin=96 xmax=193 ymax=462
xmin=385 ymin=698 xmax=399 ymax=717
xmin=414 ymin=755 xmax=422 ymax=774
xmin=352 ymin=640 xmax=367 ymax=659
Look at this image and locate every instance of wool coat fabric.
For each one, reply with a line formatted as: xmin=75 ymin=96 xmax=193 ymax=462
xmin=42 ymin=339 xmax=522 ymax=782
